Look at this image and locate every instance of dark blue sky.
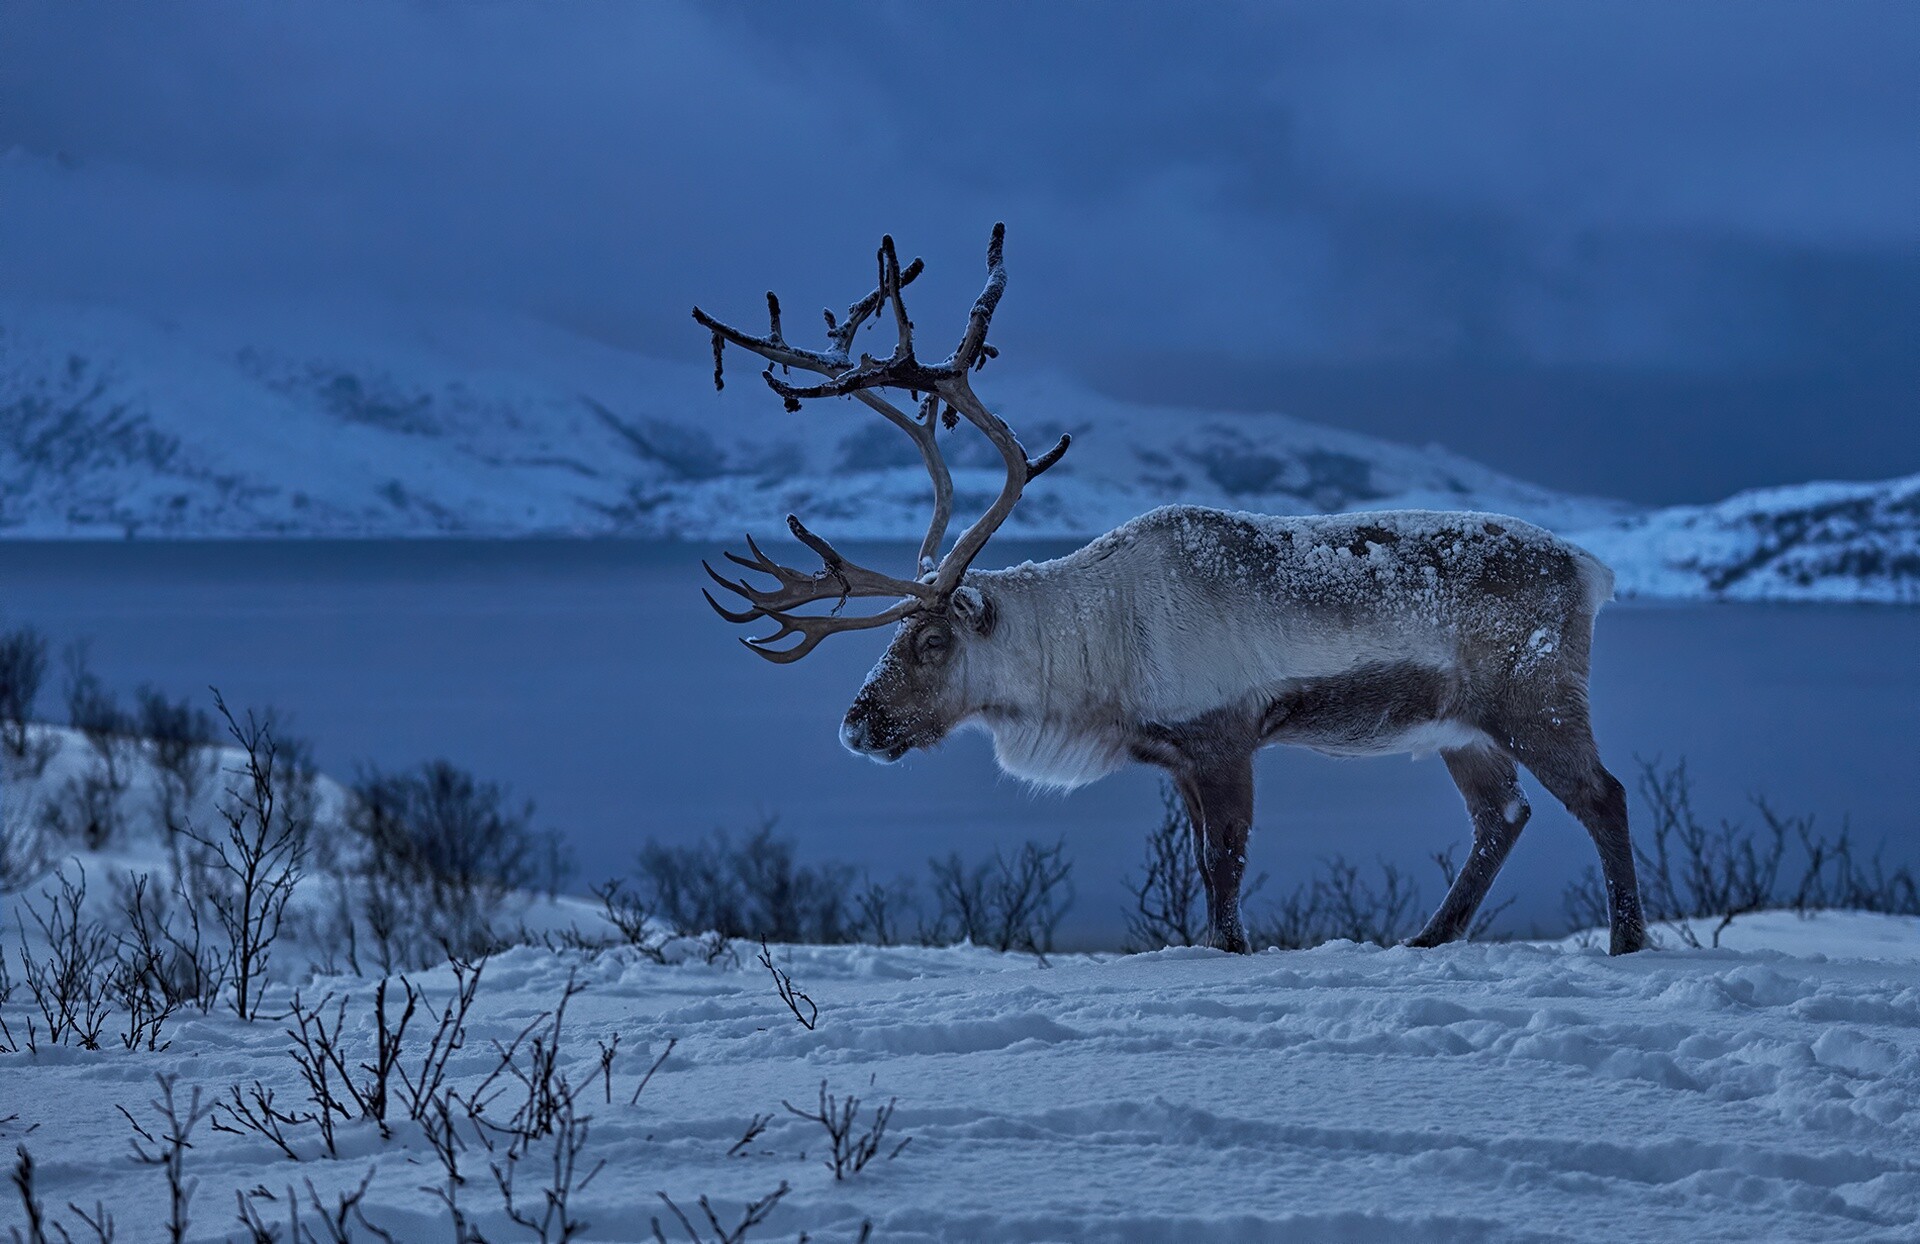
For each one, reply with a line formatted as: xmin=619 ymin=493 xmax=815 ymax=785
xmin=3 ymin=1 xmax=1914 ymax=504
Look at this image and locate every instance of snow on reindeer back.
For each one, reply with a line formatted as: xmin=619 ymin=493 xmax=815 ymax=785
xmin=1127 ymin=504 xmax=1598 ymax=624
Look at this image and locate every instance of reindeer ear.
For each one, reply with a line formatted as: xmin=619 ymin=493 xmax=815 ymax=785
xmin=950 ymin=585 xmax=995 ymax=636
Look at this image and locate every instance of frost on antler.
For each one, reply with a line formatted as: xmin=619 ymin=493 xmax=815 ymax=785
xmin=690 ymin=224 xmax=1070 ymax=661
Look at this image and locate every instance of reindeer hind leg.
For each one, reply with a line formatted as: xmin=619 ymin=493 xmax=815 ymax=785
xmin=1406 ymin=745 xmax=1530 ymax=948
xmin=1501 ymin=707 xmax=1646 ymax=955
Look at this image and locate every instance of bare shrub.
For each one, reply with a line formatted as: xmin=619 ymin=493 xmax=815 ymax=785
xmin=628 ymin=1037 xmax=676 ymax=1107
xmin=1566 ymin=758 xmax=1920 ymax=948
xmin=395 ymin=955 xmax=486 ymax=1120
xmin=592 ymin=876 xmax=655 ymax=947
xmin=652 ymin=1183 xmax=790 ymax=1244
xmin=11 ymin=866 xmax=115 ymax=1051
xmin=537 ymin=828 xmax=572 ymax=903
xmin=264 ymin=720 xmax=324 ymax=864
xmin=1635 ymin=758 xmax=1779 ymax=947
xmin=1247 ymin=856 xmax=1421 ymax=951
xmin=262 ymin=957 xmax=484 ymax=1159
xmin=349 ymin=760 xmax=543 ymax=964
xmin=233 ymin=1168 xmax=394 ymax=1244
xmin=406 ymin=968 xmax=604 ymax=1244
xmin=9 ymin=1144 xmax=118 ymax=1243
xmin=781 ymin=1081 xmax=909 ymax=1180
xmin=1778 ymin=802 xmax=1920 ymax=916
xmin=207 ymin=957 xmax=534 ymax=1236
xmin=108 ymin=873 xmax=189 ymax=1051
xmin=726 ymin=1112 xmax=772 ymax=1158
xmin=355 ymin=871 xmax=441 ymax=975
xmin=8 ymin=866 xmax=213 ymax=1053
xmin=756 ymin=941 xmax=817 ymax=1030
xmin=1319 ymin=857 xmax=1419 ymax=945
xmin=301 ymin=1169 xmax=396 ymax=1244
xmin=850 ymin=876 xmax=916 ymax=946
xmin=205 ymin=950 xmax=537 ymax=1223
xmin=114 ymin=870 xmax=224 ymax=1016
xmin=0 ymin=625 xmax=49 ymax=765
xmin=213 ymin=1080 xmax=312 ymax=1162
xmin=135 ymin=686 xmax=217 ymax=841
xmin=1560 ymin=864 xmax=1610 ymax=948
xmin=35 ymin=770 xmax=119 ymax=855
xmin=55 ymin=642 xmax=130 ymax=849
xmin=119 ymin=1074 xmax=214 ymax=1244
xmin=184 ymin=692 xmax=308 ymax=1020
xmin=602 ymin=829 xmax=1075 ymax=955
xmin=926 ymin=838 xmax=1073 ymax=954
xmin=487 ymin=1076 xmax=602 ymax=1243
xmin=9 ymin=1145 xmax=50 ymax=1244
xmin=630 ymin=821 xmax=856 ymax=945
xmin=0 ymin=806 xmax=58 ymax=897
xmin=1122 ymin=784 xmax=1206 ymax=951
xmin=268 ymin=988 xmax=394 ymax=1157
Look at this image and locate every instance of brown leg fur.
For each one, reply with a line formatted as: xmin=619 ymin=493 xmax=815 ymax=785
xmin=1496 ymin=707 xmax=1647 ymax=955
xmin=1407 ymin=746 xmax=1530 ymax=948
xmin=1173 ymin=757 xmax=1254 ymax=955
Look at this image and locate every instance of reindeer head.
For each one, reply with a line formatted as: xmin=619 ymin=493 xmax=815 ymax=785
xmin=838 ymin=584 xmax=999 ymax=761
xmin=693 ymin=225 xmax=1067 ymax=761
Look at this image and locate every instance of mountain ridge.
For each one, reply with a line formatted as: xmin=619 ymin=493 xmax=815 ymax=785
xmin=2 ymin=299 xmax=1913 ymax=603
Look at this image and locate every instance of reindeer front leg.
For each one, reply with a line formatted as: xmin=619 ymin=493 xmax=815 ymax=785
xmin=1174 ymin=754 xmax=1255 ymax=954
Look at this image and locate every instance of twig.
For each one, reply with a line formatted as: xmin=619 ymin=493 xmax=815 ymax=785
xmin=756 ymin=942 xmax=817 ymax=1031
xmin=630 ymin=1037 xmax=678 ymax=1107
xmin=780 ymin=1082 xmax=906 ymax=1181
xmin=726 ymin=1114 xmax=772 ymax=1158
xmin=651 ymin=1183 xmax=789 ymax=1244
xmin=123 ymin=1074 xmax=213 ymax=1244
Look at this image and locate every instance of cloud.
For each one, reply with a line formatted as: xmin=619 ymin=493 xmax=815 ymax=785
xmin=2 ymin=0 xmax=1914 ymax=501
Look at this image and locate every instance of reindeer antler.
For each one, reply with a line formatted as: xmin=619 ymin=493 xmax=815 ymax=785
xmin=692 ymin=224 xmax=1069 ymax=661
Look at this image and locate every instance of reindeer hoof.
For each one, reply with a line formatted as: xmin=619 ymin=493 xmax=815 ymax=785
xmin=1608 ymin=927 xmax=1648 ymax=955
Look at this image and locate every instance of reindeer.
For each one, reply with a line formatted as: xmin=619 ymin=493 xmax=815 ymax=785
xmin=693 ymin=226 xmax=1646 ymax=956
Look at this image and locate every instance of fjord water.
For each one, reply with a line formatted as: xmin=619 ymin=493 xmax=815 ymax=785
xmin=4 ymin=539 xmax=1916 ymax=945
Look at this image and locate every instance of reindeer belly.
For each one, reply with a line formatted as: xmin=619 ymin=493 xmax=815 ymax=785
xmin=1260 ymin=659 xmax=1489 ymax=758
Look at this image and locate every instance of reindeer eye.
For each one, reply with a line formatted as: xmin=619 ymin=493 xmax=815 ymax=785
xmin=917 ymin=628 xmax=951 ymax=660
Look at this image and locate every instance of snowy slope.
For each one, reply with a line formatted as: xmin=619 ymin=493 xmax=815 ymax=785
xmin=6 ymin=917 xmax=1920 ymax=1242
xmin=0 ymin=298 xmax=1623 ymax=541
xmin=1570 ymin=473 xmax=1920 ymax=603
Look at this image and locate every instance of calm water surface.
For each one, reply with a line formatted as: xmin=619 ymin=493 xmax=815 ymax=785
xmin=3 ymin=540 xmax=1916 ymax=945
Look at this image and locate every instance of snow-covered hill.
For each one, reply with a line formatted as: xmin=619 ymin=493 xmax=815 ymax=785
xmin=1571 ymin=473 xmax=1920 ymax=603
xmin=3 ymin=299 xmax=1916 ymax=603
xmin=0 ymin=298 xmax=1623 ymax=540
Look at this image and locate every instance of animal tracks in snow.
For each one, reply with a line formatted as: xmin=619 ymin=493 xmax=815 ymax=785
xmin=4 ymin=913 xmax=1918 ymax=1241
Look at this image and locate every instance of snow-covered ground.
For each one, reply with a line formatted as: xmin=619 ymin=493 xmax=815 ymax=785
xmin=5 ymin=910 xmax=1919 ymax=1243
xmin=4 ymin=727 xmax=1918 ymax=1241
xmin=6 ymin=297 xmax=1918 ymax=603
